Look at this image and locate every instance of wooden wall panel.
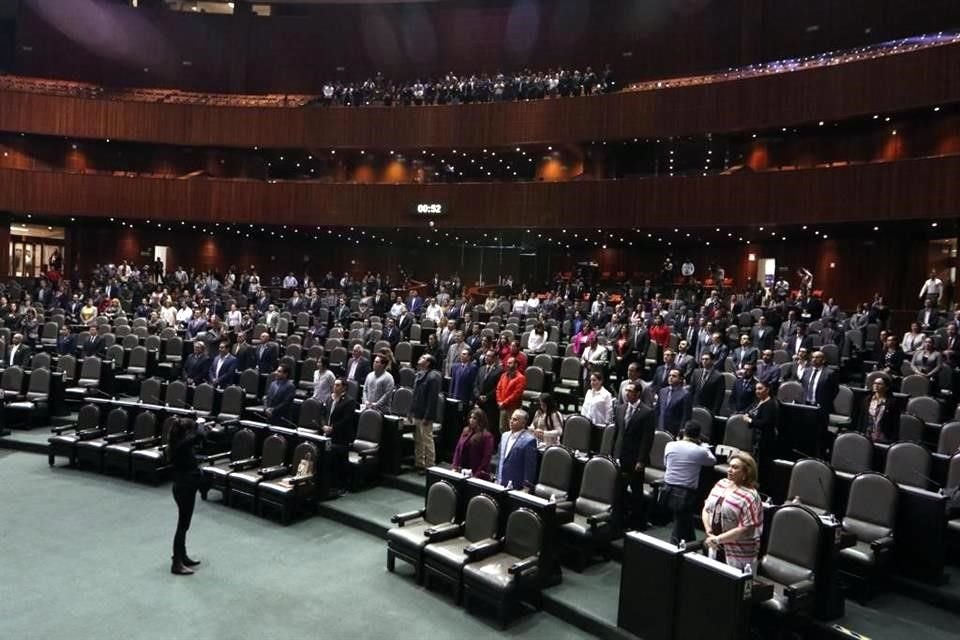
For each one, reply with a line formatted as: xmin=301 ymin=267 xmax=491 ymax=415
xmin=2 ymin=41 xmax=959 ymax=150
xmin=0 ymin=156 xmax=957 ymax=230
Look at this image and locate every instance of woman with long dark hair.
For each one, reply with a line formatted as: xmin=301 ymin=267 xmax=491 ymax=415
xmin=167 ymin=418 xmax=205 ymax=575
xmin=451 ymin=408 xmax=495 ymax=479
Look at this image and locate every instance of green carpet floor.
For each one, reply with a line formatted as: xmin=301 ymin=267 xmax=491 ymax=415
xmin=0 ymin=452 xmax=591 ymax=640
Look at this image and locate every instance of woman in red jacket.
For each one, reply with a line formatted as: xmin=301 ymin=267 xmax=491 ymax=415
xmin=649 ymin=315 xmax=672 ymax=349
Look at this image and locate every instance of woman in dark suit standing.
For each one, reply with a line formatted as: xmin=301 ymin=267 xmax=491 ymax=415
xmin=743 ymin=380 xmax=779 ymax=482
xmin=861 ymin=375 xmax=899 ymax=443
xmin=167 ymin=418 xmax=205 ymax=575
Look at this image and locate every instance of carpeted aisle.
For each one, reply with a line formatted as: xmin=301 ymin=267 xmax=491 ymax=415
xmin=0 ymin=452 xmax=591 ymax=640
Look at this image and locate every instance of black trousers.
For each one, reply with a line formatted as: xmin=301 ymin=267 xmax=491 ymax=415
xmin=623 ymin=469 xmax=647 ymax=529
xmin=329 ymin=444 xmax=349 ymax=490
xmin=172 ymin=482 xmax=197 ymax=561
xmin=661 ymin=484 xmax=698 ymax=544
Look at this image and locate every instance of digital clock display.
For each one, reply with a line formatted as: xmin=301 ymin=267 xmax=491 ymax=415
xmin=415 ymin=203 xmax=444 ymax=215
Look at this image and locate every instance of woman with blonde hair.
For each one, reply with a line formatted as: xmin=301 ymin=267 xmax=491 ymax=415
xmin=701 ymin=451 xmax=763 ymax=570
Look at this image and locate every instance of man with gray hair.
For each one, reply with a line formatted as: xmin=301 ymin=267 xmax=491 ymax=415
xmin=496 ymin=409 xmax=537 ymax=489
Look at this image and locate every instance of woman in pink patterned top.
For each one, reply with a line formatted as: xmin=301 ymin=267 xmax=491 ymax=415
xmin=701 ymin=452 xmax=763 ymax=570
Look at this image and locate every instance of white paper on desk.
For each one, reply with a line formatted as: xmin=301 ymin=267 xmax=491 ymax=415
xmin=715 ymin=444 xmax=740 ymax=457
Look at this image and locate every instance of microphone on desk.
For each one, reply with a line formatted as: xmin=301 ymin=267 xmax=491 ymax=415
xmin=88 ymin=388 xmax=114 ymax=400
xmin=278 ymin=415 xmax=299 ymax=430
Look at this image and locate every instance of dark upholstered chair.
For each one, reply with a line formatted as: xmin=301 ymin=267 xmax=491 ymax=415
xmin=422 ymin=494 xmax=500 ymax=604
xmin=139 ymin=377 xmax=162 ymax=405
xmin=532 ymin=445 xmax=573 ymax=503
xmin=462 ymin=507 xmax=544 ymax=628
xmin=776 ymin=381 xmax=803 ymax=404
xmin=48 ymin=403 xmax=101 ymax=467
xmin=131 ymin=416 xmax=175 ymax=484
xmin=883 ymin=442 xmax=930 ymax=489
xmin=387 ymin=479 xmax=459 ymax=584
xmin=521 ymin=366 xmax=545 ymax=403
xmin=165 ymin=380 xmax=188 ymax=409
xmin=838 ymin=472 xmax=898 ymax=599
xmin=200 ymin=427 xmax=256 ymax=502
xmin=257 ymin=441 xmax=320 ymax=524
xmin=227 ymin=433 xmax=288 ymax=511
xmin=946 ymin=455 xmax=960 ymax=556
xmin=561 ymin=414 xmax=591 ymax=452
xmin=756 ymin=504 xmax=820 ymax=615
xmin=0 ymin=366 xmax=24 ymax=400
xmin=598 ymin=424 xmax=616 ymax=456
xmin=831 ymin=432 xmax=873 ymax=481
xmin=75 ymin=407 xmax=129 ymax=472
xmin=217 ymin=385 xmax=245 ymax=422
xmin=64 ymin=357 xmax=103 ymax=402
xmin=643 ymin=430 xmax=673 ymax=489
xmin=786 ymin=458 xmax=835 ymax=515
xmin=191 ymin=383 xmax=215 ymax=418
xmin=102 ymin=411 xmax=158 ymax=478
xmin=714 ymin=415 xmax=753 ymax=476
xmin=5 ymin=366 xmax=51 ymax=428
xmin=938 ymin=422 xmax=960 ymax=454
xmin=690 ymin=406 xmax=713 ymax=442
xmin=559 ymin=455 xmax=621 ymax=570
xmin=348 ymin=408 xmax=383 ymax=489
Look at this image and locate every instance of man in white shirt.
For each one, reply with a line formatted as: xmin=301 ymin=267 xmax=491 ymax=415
xmin=175 ymin=303 xmax=193 ymax=326
xmin=919 ymin=270 xmax=944 ymax=306
xmin=312 ymin=359 xmax=336 ymax=407
xmin=663 ymin=423 xmax=716 ymax=543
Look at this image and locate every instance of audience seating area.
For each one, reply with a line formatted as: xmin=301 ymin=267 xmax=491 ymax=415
xmin=0 ymin=269 xmax=954 ymax=633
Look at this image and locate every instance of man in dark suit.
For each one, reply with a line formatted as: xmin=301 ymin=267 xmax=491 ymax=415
xmin=406 ymin=290 xmax=424 ymax=317
xmin=254 ymin=331 xmax=278 ymax=373
xmin=615 ymin=382 xmax=656 ymax=529
xmin=656 ymin=369 xmax=690 ymax=435
xmin=209 ymin=340 xmax=238 ymax=387
xmin=232 ymin=332 xmax=256 ymax=372
xmin=802 ymin=351 xmax=839 ymax=414
xmin=918 ymin=299 xmax=942 ymax=332
xmin=674 ymin=340 xmax=696 ymax=381
xmin=185 ymin=314 xmax=208 ymax=340
xmin=778 ymin=310 xmax=799 ymax=344
xmin=263 ymin=364 xmax=296 ymax=426
xmin=448 ymin=298 xmax=470 ymax=322
xmin=322 ymin=378 xmax=358 ymax=495
xmin=81 ymin=325 xmax=106 ymax=358
xmin=731 ymin=363 xmax=758 ymax=413
xmin=785 ymin=323 xmax=814 ymax=358
xmin=382 ymin=318 xmax=401 ymax=349
xmin=448 ymin=347 xmax=479 ymax=402
xmin=750 ymin=316 xmax=775 ymax=351
xmin=755 ymin=349 xmax=782 ymax=393
xmin=182 ymin=341 xmax=212 ymax=385
xmin=650 ymin=350 xmax=676 ymax=394
xmin=344 ymin=344 xmax=371 ymax=385
xmin=4 ymin=333 xmax=31 ymax=367
xmin=730 ymin=334 xmax=759 ymax=371
xmin=690 ymin=353 xmax=725 ymax=415
xmin=396 ymin=308 xmax=414 ymax=339
xmin=706 ymin=333 xmax=729 ymax=370
xmin=473 ymin=349 xmax=503 ymax=430
xmin=55 ymin=326 xmax=77 ymax=356
xmin=331 ymin=296 xmax=351 ymax=327
xmin=496 ymin=409 xmax=538 ymax=489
